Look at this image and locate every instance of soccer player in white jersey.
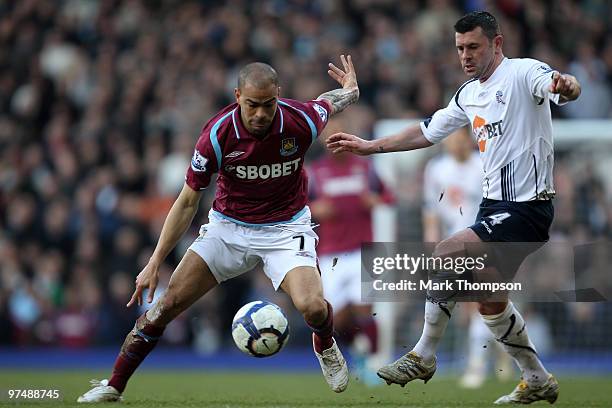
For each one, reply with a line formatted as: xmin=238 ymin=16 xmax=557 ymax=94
xmin=423 ymin=127 xmax=482 ymax=242
xmin=423 ymin=127 xmax=511 ymax=389
xmin=77 ymin=56 xmax=360 ymax=402
xmin=328 ymin=11 xmax=580 ymax=405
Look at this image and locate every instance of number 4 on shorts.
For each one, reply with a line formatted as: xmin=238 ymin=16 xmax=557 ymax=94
xmin=488 ymin=212 xmax=511 ymax=225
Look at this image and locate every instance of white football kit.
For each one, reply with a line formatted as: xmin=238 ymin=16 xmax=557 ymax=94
xmin=420 ymin=58 xmax=566 ymax=202
xmin=189 ymin=208 xmax=318 ymax=289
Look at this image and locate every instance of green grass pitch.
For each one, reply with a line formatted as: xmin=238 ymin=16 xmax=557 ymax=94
xmin=1 ymin=370 xmax=610 ymax=407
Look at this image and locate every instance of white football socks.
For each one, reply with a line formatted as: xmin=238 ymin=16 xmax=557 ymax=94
xmin=482 ymin=302 xmax=549 ymax=387
xmin=413 ymin=300 xmax=456 ymax=364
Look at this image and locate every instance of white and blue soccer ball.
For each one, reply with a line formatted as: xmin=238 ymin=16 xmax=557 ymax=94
xmin=231 ymin=300 xmax=289 ymax=357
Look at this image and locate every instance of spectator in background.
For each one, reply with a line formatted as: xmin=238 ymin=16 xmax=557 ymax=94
xmin=574 ymin=164 xmax=610 ymax=237
xmin=562 ymin=41 xmax=611 ymax=118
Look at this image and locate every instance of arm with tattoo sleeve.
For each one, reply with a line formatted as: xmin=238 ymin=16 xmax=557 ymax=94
xmin=318 ymin=87 xmax=359 ymax=115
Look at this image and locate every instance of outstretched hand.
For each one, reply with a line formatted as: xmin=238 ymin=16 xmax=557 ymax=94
xmin=127 ymin=261 xmax=160 ymax=307
xmin=549 ymin=72 xmax=580 ymax=100
xmin=326 ymin=132 xmax=375 ymax=155
xmin=328 ymin=55 xmax=358 ymax=91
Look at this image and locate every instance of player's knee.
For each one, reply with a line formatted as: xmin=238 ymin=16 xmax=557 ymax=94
xmin=432 ymin=237 xmax=462 ymax=259
xmin=478 ymin=301 xmax=507 ymax=316
xmin=295 ymin=295 xmax=327 ymax=324
xmin=432 ymin=241 xmax=447 ymax=259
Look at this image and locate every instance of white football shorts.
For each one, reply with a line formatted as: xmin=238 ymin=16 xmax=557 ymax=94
xmin=319 ymin=249 xmax=364 ymax=310
xmin=188 ymin=207 xmax=318 ymax=290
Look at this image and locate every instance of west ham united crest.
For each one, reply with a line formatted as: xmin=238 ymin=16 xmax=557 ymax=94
xmin=280 ymin=138 xmax=298 ymax=156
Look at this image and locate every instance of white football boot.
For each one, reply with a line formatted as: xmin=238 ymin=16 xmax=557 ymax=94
xmin=377 ymin=351 xmax=436 ymax=387
xmin=77 ymin=379 xmax=122 ymax=403
xmin=313 ymin=335 xmax=349 ymax=393
xmin=494 ymin=375 xmax=559 ymax=405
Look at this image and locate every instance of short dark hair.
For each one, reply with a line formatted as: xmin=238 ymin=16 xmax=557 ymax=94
xmin=238 ymin=62 xmax=279 ymax=90
xmin=454 ymin=11 xmax=500 ymax=40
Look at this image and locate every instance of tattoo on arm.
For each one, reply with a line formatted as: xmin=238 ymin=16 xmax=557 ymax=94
xmin=317 ymin=88 xmax=359 ymax=115
xmin=377 ymin=145 xmax=384 ymax=153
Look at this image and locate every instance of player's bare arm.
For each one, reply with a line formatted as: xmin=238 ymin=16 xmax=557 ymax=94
xmin=127 ymin=182 xmax=202 ymax=307
xmin=326 ymin=124 xmax=432 ymax=155
xmin=550 ymin=71 xmax=581 ymax=103
xmin=317 ymin=54 xmax=359 ymax=116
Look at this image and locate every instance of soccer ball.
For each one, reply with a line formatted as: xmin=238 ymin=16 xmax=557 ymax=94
xmin=231 ymin=300 xmax=289 ymax=357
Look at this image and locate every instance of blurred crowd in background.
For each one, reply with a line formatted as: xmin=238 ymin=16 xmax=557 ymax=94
xmin=1 ymin=0 xmax=611 ymax=351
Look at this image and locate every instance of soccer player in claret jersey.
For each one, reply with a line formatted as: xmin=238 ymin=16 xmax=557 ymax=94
xmin=77 ymin=55 xmax=359 ymax=402
xmin=328 ymin=12 xmax=581 ymax=405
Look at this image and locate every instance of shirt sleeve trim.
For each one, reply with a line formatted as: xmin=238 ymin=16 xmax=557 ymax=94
xmin=209 ymin=110 xmax=234 ymax=170
xmin=420 ymin=121 xmax=438 ymax=144
xmin=454 ymin=78 xmax=477 ymax=111
xmin=278 ymin=100 xmax=317 ymax=142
